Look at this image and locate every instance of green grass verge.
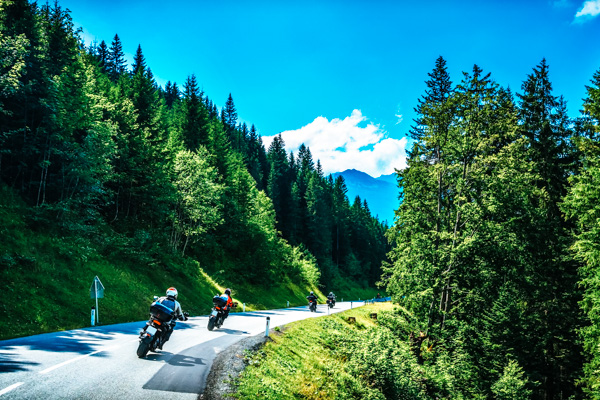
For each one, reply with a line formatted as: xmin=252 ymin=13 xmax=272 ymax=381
xmin=234 ymin=302 xmax=395 ymax=400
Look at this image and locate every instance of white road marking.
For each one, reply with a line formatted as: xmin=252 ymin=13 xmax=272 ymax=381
xmin=0 ymin=382 xmax=24 ymax=396
xmin=39 ymin=338 xmax=138 ymax=375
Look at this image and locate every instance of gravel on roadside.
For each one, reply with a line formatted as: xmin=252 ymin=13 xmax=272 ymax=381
xmin=199 ymin=333 xmax=271 ymax=400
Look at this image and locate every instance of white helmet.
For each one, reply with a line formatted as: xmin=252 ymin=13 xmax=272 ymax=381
xmin=166 ymin=287 xmax=178 ymax=299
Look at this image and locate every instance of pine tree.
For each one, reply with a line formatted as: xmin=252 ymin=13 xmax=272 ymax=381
xmin=223 ymin=93 xmax=240 ymax=150
xmin=267 ymin=135 xmax=294 ymax=239
xmin=163 ymin=81 xmax=179 ymax=109
xmin=96 ymin=40 xmax=109 ymax=74
xmin=181 ymin=74 xmax=208 ymax=150
xmin=107 ymin=33 xmax=127 ymax=81
xmin=131 ymin=44 xmax=146 ymax=75
xmin=560 ymin=68 xmax=600 ymax=399
xmin=42 ymin=1 xmax=79 ymax=78
xmin=516 ymin=59 xmax=582 ymax=399
xmin=246 ymin=124 xmax=263 ymax=188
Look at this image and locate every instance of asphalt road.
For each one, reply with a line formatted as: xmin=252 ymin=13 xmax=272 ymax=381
xmin=0 ymin=301 xmax=362 ymax=399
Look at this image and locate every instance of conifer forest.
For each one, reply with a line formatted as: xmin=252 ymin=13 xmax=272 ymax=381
xmin=2 ymin=1 xmax=600 ymax=399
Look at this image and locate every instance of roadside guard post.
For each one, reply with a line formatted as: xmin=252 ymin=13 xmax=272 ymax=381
xmin=91 ymin=306 xmax=96 ymax=326
xmin=89 ymin=276 xmax=105 ymax=325
xmin=265 ymin=316 xmax=270 ymax=337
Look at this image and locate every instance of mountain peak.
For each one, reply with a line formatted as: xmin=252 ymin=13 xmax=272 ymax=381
xmin=336 ymin=169 xmax=373 ymax=178
xmin=332 ymin=169 xmax=399 ymax=223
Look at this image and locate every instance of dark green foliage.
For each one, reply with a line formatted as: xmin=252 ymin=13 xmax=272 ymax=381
xmin=385 ymin=58 xmax=585 ymax=399
xmin=0 ymin=1 xmax=385 ymax=345
xmin=181 ymin=74 xmax=208 ymax=151
xmin=95 ymin=40 xmax=109 ymax=73
xmin=163 ymin=80 xmax=179 ymax=109
xmin=107 ymin=33 xmax=126 ymax=81
xmin=264 ymin=135 xmax=389 ymax=288
xmin=562 ymin=67 xmax=600 ymax=399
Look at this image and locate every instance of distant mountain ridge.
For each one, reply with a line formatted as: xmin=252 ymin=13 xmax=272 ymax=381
xmin=332 ymin=169 xmax=400 ymax=224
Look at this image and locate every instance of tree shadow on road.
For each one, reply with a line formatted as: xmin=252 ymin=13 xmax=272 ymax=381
xmin=0 ymin=353 xmax=39 ymax=372
xmin=0 ymin=320 xmax=197 ymax=357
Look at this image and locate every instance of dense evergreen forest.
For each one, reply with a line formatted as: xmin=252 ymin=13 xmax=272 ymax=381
xmin=0 ymin=0 xmax=387 ymax=337
xmin=383 ymin=56 xmax=600 ymax=399
xmin=4 ymin=1 xmax=600 ymax=399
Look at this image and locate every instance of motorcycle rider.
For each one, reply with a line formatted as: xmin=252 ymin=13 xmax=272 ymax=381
xmin=153 ymin=287 xmax=187 ymax=349
xmin=306 ymin=291 xmax=318 ymax=307
xmin=219 ymin=288 xmax=234 ymax=321
xmin=327 ymin=291 xmax=336 ymax=306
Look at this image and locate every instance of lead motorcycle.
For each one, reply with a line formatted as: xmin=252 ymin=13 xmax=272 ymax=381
xmin=137 ymin=297 xmax=188 ymax=358
xmin=308 ymin=298 xmax=318 ymax=312
xmin=207 ymin=295 xmax=237 ymax=331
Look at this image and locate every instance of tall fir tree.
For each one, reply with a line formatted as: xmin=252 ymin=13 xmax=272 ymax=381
xmin=181 ymin=74 xmax=208 ymax=151
xmin=562 ymin=67 xmax=600 ymax=399
xmin=516 ymin=59 xmax=582 ymax=399
xmin=107 ymin=33 xmax=127 ymax=81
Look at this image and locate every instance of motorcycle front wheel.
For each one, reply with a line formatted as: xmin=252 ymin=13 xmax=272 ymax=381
xmin=207 ymin=316 xmax=215 ymax=331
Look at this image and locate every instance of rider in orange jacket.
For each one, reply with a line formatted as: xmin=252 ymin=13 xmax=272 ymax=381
xmin=219 ymin=288 xmax=233 ymax=320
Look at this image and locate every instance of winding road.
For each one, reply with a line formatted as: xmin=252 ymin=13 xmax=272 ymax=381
xmin=0 ymin=301 xmax=361 ymax=399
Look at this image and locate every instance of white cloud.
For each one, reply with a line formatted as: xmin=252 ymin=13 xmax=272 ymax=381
xmin=575 ymin=0 xmax=600 ymax=21
xmin=262 ymin=110 xmax=407 ymax=178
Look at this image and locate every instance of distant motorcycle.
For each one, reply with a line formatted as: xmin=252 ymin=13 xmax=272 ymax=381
xmin=326 ymin=298 xmax=335 ymax=308
xmin=137 ymin=298 xmax=188 ymax=358
xmin=308 ymin=298 xmax=318 ymax=312
xmin=207 ymin=295 xmax=237 ymax=331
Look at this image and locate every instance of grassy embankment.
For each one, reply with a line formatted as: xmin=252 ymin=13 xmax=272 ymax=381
xmin=235 ymin=302 xmax=399 ymax=400
xmin=0 ymin=184 xmax=379 ymax=340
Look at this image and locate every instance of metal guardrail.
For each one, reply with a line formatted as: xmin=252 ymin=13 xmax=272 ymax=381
xmin=362 ymin=296 xmax=392 ymax=305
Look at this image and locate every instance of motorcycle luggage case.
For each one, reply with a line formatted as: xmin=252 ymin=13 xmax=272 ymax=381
xmin=213 ymin=295 xmax=227 ymax=308
xmin=150 ymin=302 xmax=174 ymax=322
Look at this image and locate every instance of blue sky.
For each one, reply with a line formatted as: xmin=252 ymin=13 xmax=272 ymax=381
xmin=60 ymin=0 xmax=600 ymax=177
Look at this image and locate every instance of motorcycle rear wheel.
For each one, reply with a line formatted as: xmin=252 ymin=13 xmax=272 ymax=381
xmin=137 ymin=337 xmax=151 ymax=358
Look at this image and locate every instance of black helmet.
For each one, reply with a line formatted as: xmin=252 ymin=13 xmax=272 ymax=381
xmin=225 ymin=288 xmax=231 ymax=296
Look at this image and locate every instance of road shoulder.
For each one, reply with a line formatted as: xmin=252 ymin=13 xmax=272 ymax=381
xmin=200 ymin=333 xmax=270 ymax=400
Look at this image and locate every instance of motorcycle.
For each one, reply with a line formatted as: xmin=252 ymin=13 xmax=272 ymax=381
xmin=326 ymin=298 xmax=335 ymax=308
xmin=137 ymin=298 xmax=188 ymax=358
xmin=207 ymin=295 xmax=237 ymax=331
xmin=308 ymin=298 xmax=317 ymax=312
